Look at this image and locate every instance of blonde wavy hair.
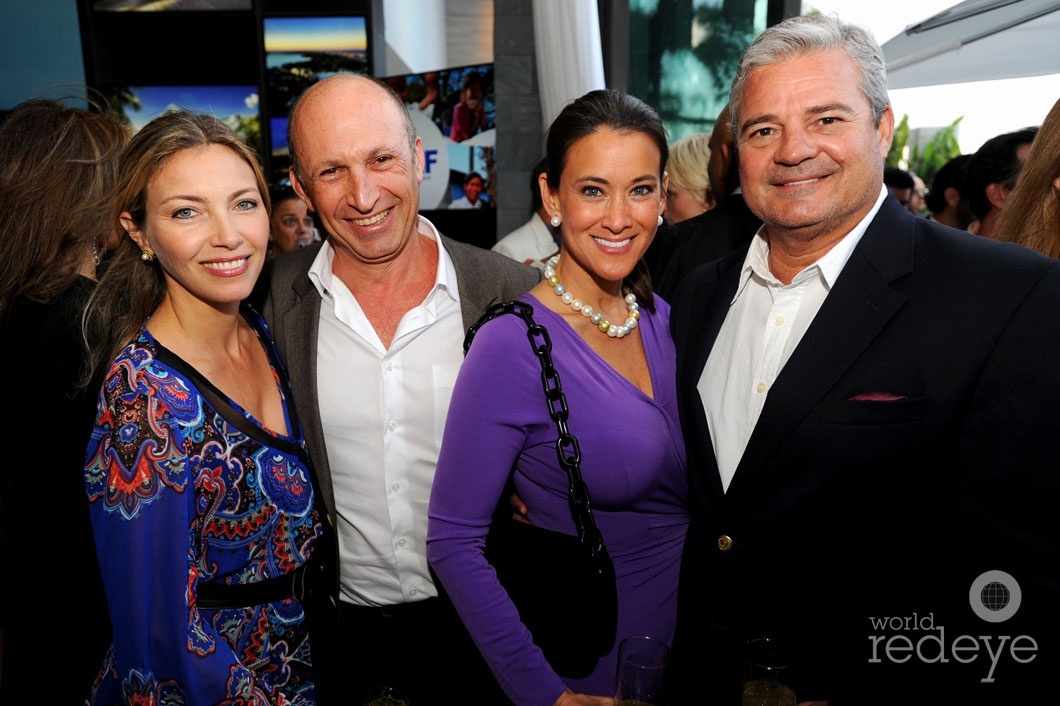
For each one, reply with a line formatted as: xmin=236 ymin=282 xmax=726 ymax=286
xmin=666 ymin=131 xmax=713 ymax=209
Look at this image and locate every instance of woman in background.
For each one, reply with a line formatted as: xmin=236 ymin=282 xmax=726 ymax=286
xmin=996 ymin=97 xmax=1060 ymax=256
xmin=427 ymin=89 xmax=688 ymax=706
xmin=664 ymin=131 xmax=716 ymax=224
xmin=269 ymin=183 xmax=316 ymax=256
xmin=82 ymin=109 xmax=330 ymax=705
xmin=0 ymin=97 xmax=129 ymax=704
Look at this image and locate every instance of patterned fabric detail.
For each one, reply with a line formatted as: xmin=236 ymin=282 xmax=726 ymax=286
xmin=85 ymin=310 xmax=321 ymax=706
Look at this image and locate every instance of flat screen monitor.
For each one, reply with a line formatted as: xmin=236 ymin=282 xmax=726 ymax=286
xmin=93 ymin=0 xmax=252 ymax=10
xmin=103 ymin=84 xmax=262 ymax=157
xmin=263 ymin=15 xmax=369 ymax=115
xmin=380 ymin=63 xmax=495 ymax=210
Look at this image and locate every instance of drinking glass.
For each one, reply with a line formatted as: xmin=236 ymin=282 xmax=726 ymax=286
xmin=614 ymin=634 xmax=669 ymax=706
xmin=741 ymin=637 xmax=796 ymax=706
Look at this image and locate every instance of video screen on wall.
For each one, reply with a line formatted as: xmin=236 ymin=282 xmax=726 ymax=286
xmin=102 ymin=84 xmax=262 ymax=158
xmin=381 ymin=63 xmax=495 ymax=210
xmin=269 ymin=116 xmax=292 ymax=183
xmin=93 ymin=0 xmax=251 ymax=10
xmin=263 ymin=15 xmax=369 ymax=115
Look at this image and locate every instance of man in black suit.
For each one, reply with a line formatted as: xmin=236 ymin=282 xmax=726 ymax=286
xmin=668 ymin=14 xmax=1060 ymax=706
xmin=649 ymin=103 xmax=761 ymax=301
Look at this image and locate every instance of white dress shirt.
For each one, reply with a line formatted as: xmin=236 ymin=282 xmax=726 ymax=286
xmin=699 ymin=186 xmax=887 ymax=492
xmin=492 ymin=212 xmax=559 ymax=269
xmin=449 ymin=195 xmax=483 ymax=209
xmin=309 ymin=216 xmax=464 ymax=606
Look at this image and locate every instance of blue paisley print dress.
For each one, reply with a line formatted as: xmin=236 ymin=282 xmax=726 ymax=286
xmin=84 ymin=307 xmax=323 ymax=706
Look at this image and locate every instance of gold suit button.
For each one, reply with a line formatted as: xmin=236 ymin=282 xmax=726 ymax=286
xmin=717 ymin=535 xmax=734 ymax=551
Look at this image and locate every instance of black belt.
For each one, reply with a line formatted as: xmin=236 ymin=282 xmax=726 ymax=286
xmin=198 ymin=562 xmax=312 ymax=610
xmin=340 ymin=597 xmax=440 ymax=619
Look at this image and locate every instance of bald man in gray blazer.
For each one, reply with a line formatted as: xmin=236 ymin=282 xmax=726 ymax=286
xmin=254 ymin=73 xmax=538 ymax=705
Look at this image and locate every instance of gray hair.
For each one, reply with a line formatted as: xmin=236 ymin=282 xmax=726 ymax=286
xmin=729 ymin=14 xmax=890 ymax=138
xmin=286 ymin=73 xmax=418 ymax=184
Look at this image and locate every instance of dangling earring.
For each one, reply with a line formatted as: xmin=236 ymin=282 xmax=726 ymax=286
xmin=550 ymin=215 xmax=562 ymax=228
xmin=92 ymin=241 xmax=102 ymax=267
xmin=141 ymin=247 xmax=155 ymax=262
xmin=657 ymin=215 xmax=664 ymax=227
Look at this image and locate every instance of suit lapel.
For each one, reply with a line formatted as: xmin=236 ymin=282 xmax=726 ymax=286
xmin=279 ymin=270 xmax=337 ymax=516
xmin=729 ymin=199 xmax=915 ymax=492
xmin=678 ymin=255 xmax=745 ymax=506
xmin=443 ymin=235 xmax=534 ymax=330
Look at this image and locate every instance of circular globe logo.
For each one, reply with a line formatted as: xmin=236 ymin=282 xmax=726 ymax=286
xmin=969 ymin=570 xmax=1021 ymax=623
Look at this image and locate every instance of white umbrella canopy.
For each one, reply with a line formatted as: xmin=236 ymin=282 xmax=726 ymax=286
xmin=882 ymin=0 xmax=1060 ymax=89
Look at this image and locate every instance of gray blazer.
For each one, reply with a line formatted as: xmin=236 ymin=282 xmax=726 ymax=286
xmin=256 ymin=234 xmax=541 ymax=520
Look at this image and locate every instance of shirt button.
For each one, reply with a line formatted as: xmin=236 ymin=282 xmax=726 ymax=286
xmin=717 ymin=535 xmax=734 ymax=551
xmin=388 ymin=420 xmax=397 ymax=431
xmin=408 ymin=588 xmax=418 ymax=597
xmin=384 ymin=361 xmax=393 ymax=371
xmin=398 ymin=538 xmax=407 ymax=547
xmin=391 ymin=482 xmax=400 ymax=492
xmin=756 ymin=382 xmax=767 ymax=393
xmin=774 ymin=314 xmax=785 ymax=326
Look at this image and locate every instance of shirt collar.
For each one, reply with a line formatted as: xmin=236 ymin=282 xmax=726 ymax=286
xmin=308 ymin=215 xmax=460 ymax=305
xmin=731 ymin=185 xmax=887 ymax=303
xmin=422 ymin=215 xmax=461 ymax=305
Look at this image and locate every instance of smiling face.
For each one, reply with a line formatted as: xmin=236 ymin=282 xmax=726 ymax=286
xmin=736 ymin=49 xmax=893 ymax=247
xmin=123 ymin=143 xmax=269 ymax=312
xmin=290 ymin=76 xmax=424 ymax=269
xmin=541 ymin=127 xmax=665 ymax=288
xmin=463 ymin=175 xmax=484 ymax=203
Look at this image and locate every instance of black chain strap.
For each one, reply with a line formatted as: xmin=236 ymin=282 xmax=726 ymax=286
xmin=464 ymin=300 xmax=609 ymax=571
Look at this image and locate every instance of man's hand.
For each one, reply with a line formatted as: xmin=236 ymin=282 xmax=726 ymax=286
xmin=509 ymin=492 xmax=530 ymax=524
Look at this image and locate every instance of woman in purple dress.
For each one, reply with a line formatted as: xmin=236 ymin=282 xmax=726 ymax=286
xmin=82 ymin=110 xmax=331 ymax=706
xmin=427 ymin=89 xmax=688 ymax=706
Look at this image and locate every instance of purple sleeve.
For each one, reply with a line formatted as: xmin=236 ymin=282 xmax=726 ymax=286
xmin=427 ymin=314 xmax=569 ymax=706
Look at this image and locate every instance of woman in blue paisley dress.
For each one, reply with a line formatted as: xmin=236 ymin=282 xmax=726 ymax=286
xmin=82 ymin=110 xmax=330 ymax=706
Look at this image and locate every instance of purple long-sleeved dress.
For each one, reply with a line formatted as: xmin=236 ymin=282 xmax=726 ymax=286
xmin=427 ymin=293 xmax=688 ymax=706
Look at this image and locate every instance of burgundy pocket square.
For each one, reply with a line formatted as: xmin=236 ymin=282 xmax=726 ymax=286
xmin=848 ymin=391 xmax=908 ymax=402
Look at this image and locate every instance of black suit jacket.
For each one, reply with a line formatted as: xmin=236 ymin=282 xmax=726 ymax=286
xmin=668 ymin=197 xmax=1060 ymax=705
xmin=647 ymin=193 xmax=761 ymax=302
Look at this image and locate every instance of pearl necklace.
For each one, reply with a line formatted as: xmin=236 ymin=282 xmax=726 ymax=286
xmin=543 ymin=255 xmax=640 ymax=338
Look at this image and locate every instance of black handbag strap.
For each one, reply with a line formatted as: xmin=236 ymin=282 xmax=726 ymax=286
xmin=464 ymin=300 xmax=609 ymax=570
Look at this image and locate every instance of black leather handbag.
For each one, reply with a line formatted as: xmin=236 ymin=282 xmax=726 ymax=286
xmin=465 ymin=300 xmax=618 ymax=679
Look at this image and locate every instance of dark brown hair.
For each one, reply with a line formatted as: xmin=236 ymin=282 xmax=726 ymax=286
xmin=543 ymin=89 xmax=668 ymax=309
xmin=0 ymin=98 xmax=129 ymax=317
xmin=996 ymin=99 xmax=1060 ymax=256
